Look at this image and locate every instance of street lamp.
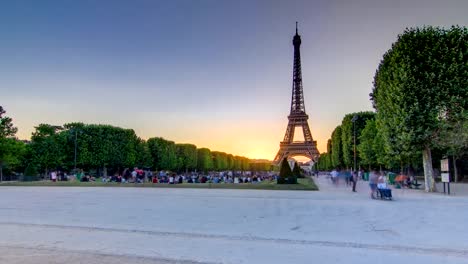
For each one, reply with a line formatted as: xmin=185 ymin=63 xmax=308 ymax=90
xmin=70 ymin=128 xmax=82 ymax=171
xmin=74 ymin=129 xmax=78 ymax=170
xmin=351 ymin=115 xmax=358 ymax=172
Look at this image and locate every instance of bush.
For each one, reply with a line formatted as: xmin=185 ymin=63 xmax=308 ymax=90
xmin=292 ymin=162 xmax=304 ymax=178
xmin=277 ymin=158 xmax=297 ymax=184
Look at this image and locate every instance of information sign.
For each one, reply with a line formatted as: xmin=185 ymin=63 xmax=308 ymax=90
xmin=441 ymin=172 xmax=450 ymax=183
xmin=441 ymin=159 xmax=449 ymax=172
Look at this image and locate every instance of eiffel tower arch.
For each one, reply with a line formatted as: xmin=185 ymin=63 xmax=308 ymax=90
xmin=274 ymin=23 xmax=320 ymax=165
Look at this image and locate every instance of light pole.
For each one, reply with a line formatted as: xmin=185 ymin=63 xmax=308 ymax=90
xmin=351 ymin=115 xmax=358 ymax=172
xmin=74 ymin=129 xmax=78 ymax=170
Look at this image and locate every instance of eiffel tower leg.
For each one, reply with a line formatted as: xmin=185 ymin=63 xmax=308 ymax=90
xmin=274 ymin=149 xmax=286 ymax=165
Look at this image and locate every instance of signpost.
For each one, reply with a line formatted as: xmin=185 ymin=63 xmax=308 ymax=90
xmin=441 ymin=159 xmax=450 ymax=195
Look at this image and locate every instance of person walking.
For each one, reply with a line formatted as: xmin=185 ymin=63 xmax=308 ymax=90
xmin=351 ymin=170 xmax=358 ymax=192
xmin=369 ymin=170 xmax=379 ymax=199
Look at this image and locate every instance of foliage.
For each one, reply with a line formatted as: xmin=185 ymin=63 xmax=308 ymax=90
xmin=22 ymin=163 xmax=39 ymax=181
xmin=278 ymin=158 xmax=297 ymax=184
xmin=1 ymin=106 xmax=254 ymax=176
xmin=331 ymin=126 xmax=343 ymax=168
xmin=435 ymin=111 xmax=468 ymax=159
xmin=0 ymin=106 xmax=20 ymax=181
xmin=357 ymin=119 xmax=388 ymax=169
xmin=147 ymin=137 xmax=178 ymax=171
xmin=135 ymin=139 xmax=152 ymax=168
xmin=24 ymin=163 xmax=39 ymax=176
xmin=29 ymin=124 xmax=66 ymax=174
xmin=371 ymin=26 xmax=467 ymax=191
xmin=212 ymin=151 xmax=228 ymax=171
xmin=0 ymin=106 xmax=18 ymax=138
xmin=434 ymin=111 xmax=468 ymax=181
xmin=249 ymin=161 xmax=272 ymax=171
xmin=340 ymin=112 xmax=375 ymax=168
xmin=197 ymin=148 xmax=213 ymax=172
xmin=0 ymin=138 xmax=26 ymax=180
xmin=292 ymin=161 xmax=302 ymax=178
xmin=175 ymin=143 xmax=197 ymax=172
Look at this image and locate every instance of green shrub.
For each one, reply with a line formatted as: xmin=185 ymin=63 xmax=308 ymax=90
xmin=292 ymin=162 xmax=303 ymax=178
xmin=277 ymin=158 xmax=297 ymax=184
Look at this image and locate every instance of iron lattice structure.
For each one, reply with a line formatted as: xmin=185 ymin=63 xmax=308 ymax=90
xmin=274 ymin=23 xmax=320 ymax=164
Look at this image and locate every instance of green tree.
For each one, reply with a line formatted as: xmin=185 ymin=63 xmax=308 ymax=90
xmin=73 ymin=124 xmax=140 ymax=175
xmin=0 ymin=106 xmax=20 ymax=181
xmin=331 ymin=126 xmax=343 ymax=168
xmin=0 ymin=138 xmax=26 ymax=181
xmin=233 ymin=156 xmax=242 ymax=171
xmin=0 ymin=106 xmax=17 ymax=138
xmin=175 ymin=144 xmax=198 ymax=173
xmin=278 ymin=158 xmax=296 ymax=184
xmin=358 ymin=119 xmax=377 ymax=169
xmin=340 ymin=112 xmax=375 ymax=169
xmin=435 ymin=111 xmax=468 ymax=182
xmin=212 ymin=151 xmax=228 ymax=171
xmin=292 ymin=161 xmax=302 ymax=178
xmin=135 ymin=139 xmax=152 ymax=168
xmin=30 ymin=124 xmax=66 ymax=176
xmin=197 ymin=148 xmax=214 ymax=172
xmin=371 ymin=26 xmax=467 ymax=192
xmin=147 ymin=137 xmax=178 ymax=171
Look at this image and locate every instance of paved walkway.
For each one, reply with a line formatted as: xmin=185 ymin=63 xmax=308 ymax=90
xmin=316 ymin=173 xmax=468 ymax=197
xmin=0 ymin=182 xmax=467 ymax=264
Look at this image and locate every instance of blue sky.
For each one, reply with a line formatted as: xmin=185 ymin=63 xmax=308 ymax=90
xmin=1 ymin=0 xmax=467 ymax=159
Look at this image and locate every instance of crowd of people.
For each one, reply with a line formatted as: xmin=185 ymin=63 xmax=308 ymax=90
xmin=50 ymin=168 xmax=278 ymax=185
xmin=322 ymin=169 xmax=393 ymax=199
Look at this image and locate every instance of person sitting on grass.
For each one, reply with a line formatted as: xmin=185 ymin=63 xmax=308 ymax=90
xmin=169 ymin=174 xmax=175 ymax=184
xmin=81 ymin=175 xmax=89 ymax=182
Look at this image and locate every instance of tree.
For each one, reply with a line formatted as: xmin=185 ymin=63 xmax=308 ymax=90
xmin=147 ymin=137 xmax=178 ymax=171
xmin=175 ymin=144 xmax=198 ymax=173
xmin=358 ymin=119 xmax=384 ymax=170
xmin=292 ymin=161 xmax=302 ymax=178
xmin=135 ymin=139 xmax=152 ymax=169
xmin=212 ymin=151 xmax=228 ymax=171
xmin=371 ymin=26 xmax=468 ymax=192
xmin=0 ymin=106 xmax=19 ymax=181
xmin=65 ymin=124 xmax=140 ymax=175
xmin=340 ymin=112 xmax=375 ymax=169
xmin=435 ymin=111 xmax=468 ymax=182
xmin=197 ymin=148 xmax=213 ymax=172
xmin=278 ymin=158 xmax=296 ymax=184
xmin=233 ymin=156 xmax=242 ymax=171
xmin=0 ymin=106 xmax=17 ymax=138
xmin=331 ymin=126 xmax=343 ymax=168
xmin=30 ymin=124 xmax=66 ymax=176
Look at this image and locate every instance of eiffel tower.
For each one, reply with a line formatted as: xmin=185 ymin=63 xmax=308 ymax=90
xmin=274 ymin=23 xmax=320 ymax=164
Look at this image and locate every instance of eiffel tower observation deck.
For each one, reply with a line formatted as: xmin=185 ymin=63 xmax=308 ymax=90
xmin=274 ymin=23 xmax=320 ymax=164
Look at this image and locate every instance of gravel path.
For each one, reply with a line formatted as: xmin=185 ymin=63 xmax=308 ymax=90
xmin=1 ymin=179 xmax=467 ymax=264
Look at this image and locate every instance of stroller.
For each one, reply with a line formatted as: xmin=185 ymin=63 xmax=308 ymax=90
xmin=376 ymin=182 xmax=392 ymax=200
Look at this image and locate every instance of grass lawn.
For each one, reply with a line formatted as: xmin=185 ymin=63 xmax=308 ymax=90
xmin=0 ymin=178 xmax=318 ymax=191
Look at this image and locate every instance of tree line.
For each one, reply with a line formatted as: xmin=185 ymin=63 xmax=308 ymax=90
xmin=316 ymin=26 xmax=467 ymax=192
xmin=0 ymin=110 xmax=272 ymax=180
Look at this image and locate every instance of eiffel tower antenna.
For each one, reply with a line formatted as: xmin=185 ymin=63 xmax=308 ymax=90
xmin=274 ymin=24 xmax=320 ymax=164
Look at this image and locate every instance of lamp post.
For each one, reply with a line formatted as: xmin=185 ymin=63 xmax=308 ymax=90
xmin=351 ymin=115 xmax=358 ymax=172
xmin=74 ymin=129 xmax=78 ymax=170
